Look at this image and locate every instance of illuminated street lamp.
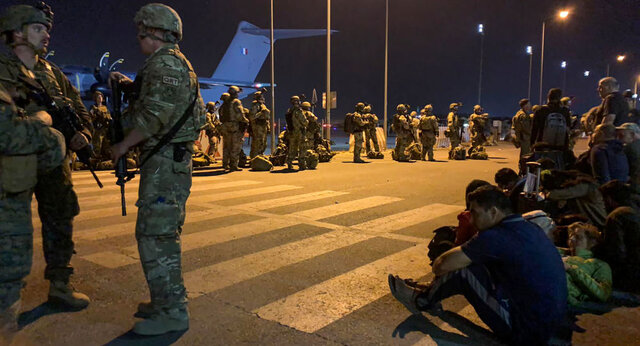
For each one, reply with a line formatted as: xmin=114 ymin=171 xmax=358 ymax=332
xmin=561 ymin=60 xmax=567 ymax=92
xmin=617 ymin=55 xmax=626 ymax=62
xmin=584 ymin=70 xmax=590 ymax=77
xmin=477 ymin=24 xmax=485 ymax=104
xmin=606 ymin=54 xmax=627 ymax=76
xmin=526 ymin=46 xmax=533 ymax=100
xmin=539 ymin=9 xmax=571 ymax=104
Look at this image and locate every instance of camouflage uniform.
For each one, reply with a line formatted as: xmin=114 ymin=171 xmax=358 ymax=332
xmin=363 ymin=106 xmax=381 ymax=154
xmin=446 ymin=105 xmax=463 ymax=159
xmin=392 ymin=104 xmax=411 ymax=161
xmin=469 ymin=106 xmax=488 ymax=151
xmin=512 ymin=109 xmax=532 ymax=157
xmin=0 ymin=84 xmax=65 ymax=326
xmin=203 ymin=103 xmax=220 ymax=158
xmin=0 ymin=44 xmax=92 ymax=288
xmin=419 ymin=106 xmax=438 ymax=161
xmin=219 ymin=88 xmax=246 ymax=170
xmin=287 ymin=101 xmax=308 ymax=169
xmin=248 ymin=96 xmax=270 ymax=159
xmin=115 ymin=4 xmax=206 ymax=333
xmin=352 ymin=104 xmax=368 ymax=162
xmin=302 ymin=103 xmax=320 ymax=151
xmin=89 ymin=103 xmax=111 ymax=160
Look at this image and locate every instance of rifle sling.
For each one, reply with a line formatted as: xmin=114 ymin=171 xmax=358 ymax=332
xmin=139 ymin=84 xmax=200 ymax=168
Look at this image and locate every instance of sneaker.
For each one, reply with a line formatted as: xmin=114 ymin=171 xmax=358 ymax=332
xmin=48 ymin=281 xmax=90 ymax=310
xmin=388 ymin=274 xmax=421 ymax=315
xmin=133 ymin=311 xmax=189 ymax=336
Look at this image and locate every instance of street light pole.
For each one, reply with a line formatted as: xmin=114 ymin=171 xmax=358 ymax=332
xmin=269 ymin=0 xmax=276 ymax=154
xmin=383 ymin=0 xmax=388 ymax=146
xmin=539 ymin=20 xmax=546 ymax=105
xmin=326 ymin=0 xmax=331 ymax=142
xmin=477 ymin=24 xmax=484 ymax=105
xmin=526 ymin=46 xmax=533 ymax=100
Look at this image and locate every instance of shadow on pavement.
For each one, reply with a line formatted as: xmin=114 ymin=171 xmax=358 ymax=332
xmin=391 ymin=313 xmax=478 ymax=344
xmin=270 ymin=167 xmax=298 ymax=174
xmin=105 ymin=329 xmax=187 ymax=346
xmin=192 ymin=169 xmax=227 ymax=177
xmin=18 ymin=302 xmax=85 ymax=329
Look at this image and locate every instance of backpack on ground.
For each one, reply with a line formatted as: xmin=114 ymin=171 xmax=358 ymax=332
xmin=427 ymin=226 xmax=457 ymax=265
xmin=251 ymin=155 xmax=273 ymax=171
xmin=542 ymin=112 xmax=568 ymax=147
xmin=453 ymin=146 xmax=466 ymax=160
xmin=305 ymin=150 xmax=319 ymax=169
xmin=344 ymin=113 xmax=355 ymax=134
xmin=469 ymin=146 xmax=488 ymax=160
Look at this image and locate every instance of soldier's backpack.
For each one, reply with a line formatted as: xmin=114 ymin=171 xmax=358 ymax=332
xmin=407 ymin=143 xmax=422 ymax=160
xmin=251 ymin=155 xmax=273 ymax=171
xmin=452 ymin=146 xmax=466 ymax=160
xmin=469 ymin=146 xmax=489 ymax=160
xmin=542 ymin=112 xmax=568 ymax=147
xmin=427 ymin=226 xmax=457 ymax=265
xmin=316 ymin=144 xmax=335 ymax=162
xmin=344 ymin=113 xmax=355 ymax=134
xmin=305 ymin=150 xmax=319 ymax=169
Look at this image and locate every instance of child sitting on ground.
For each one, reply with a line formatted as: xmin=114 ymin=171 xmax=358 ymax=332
xmin=563 ymin=222 xmax=612 ymax=307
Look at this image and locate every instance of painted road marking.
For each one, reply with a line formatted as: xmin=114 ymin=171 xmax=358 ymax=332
xmin=253 ymin=243 xmax=429 ymax=333
xmin=233 ymin=190 xmax=349 ymax=211
xmin=292 ymin=196 xmax=402 ymax=221
xmin=351 ymin=203 xmax=461 ymax=233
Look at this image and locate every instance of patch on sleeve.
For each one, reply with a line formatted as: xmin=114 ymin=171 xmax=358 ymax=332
xmin=162 ymin=76 xmax=179 ymax=86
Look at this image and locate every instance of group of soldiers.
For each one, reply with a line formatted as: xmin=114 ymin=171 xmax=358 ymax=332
xmin=390 ymin=102 xmax=490 ymax=162
xmin=345 ymin=102 xmax=383 ymax=162
xmin=0 ymin=2 xmax=207 ymax=337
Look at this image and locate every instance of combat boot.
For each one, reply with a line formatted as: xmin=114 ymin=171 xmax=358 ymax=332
xmin=48 ymin=281 xmax=90 ymax=310
xmin=135 ymin=301 xmax=155 ymax=318
xmin=133 ymin=309 xmax=189 ymax=336
xmin=229 ymin=166 xmax=243 ymax=172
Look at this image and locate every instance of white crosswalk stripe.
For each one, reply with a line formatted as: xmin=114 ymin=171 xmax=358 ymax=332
xmin=73 ymin=175 xmax=229 ymax=194
xmin=253 ymin=243 xmax=429 ymax=333
xmin=190 ymin=185 xmax=302 ymax=204
xmin=232 ymin=190 xmax=349 ymax=211
xmin=351 ymin=203 xmax=460 ymax=233
xmin=292 ymin=196 xmax=402 ymax=220
xmin=186 ymin=229 xmax=374 ymax=298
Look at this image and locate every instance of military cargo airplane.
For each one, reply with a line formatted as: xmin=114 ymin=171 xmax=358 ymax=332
xmin=58 ymin=21 xmax=334 ymax=104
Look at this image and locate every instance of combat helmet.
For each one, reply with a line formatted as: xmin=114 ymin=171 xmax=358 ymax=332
xmin=220 ymin=93 xmax=230 ymax=101
xmin=206 ymin=101 xmax=215 ymax=110
xmin=301 ymin=101 xmax=311 ymax=110
xmin=423 ymin=104 xmax=433 ymax=113
xmin=363 ymin=105 xmax=372 ymax=113
xmin=396 ymin=104 xmax=407 ymax=113
xmin=290 ymin=95 xmax=300 ymax=102
xmin=134 ymin=3 xmax=183 ymax=43
xmin=473 ymin=105 xmax=482 ymax=112
xmin=449 ymin=103 xmax=460 ymax=110
xmin=227 ymin=85 xmax=240 ymax=95
xmin=0 ymin=3 xmax=53 ymax=34
xmin=355 ymin=102 xmax=365 ymax=112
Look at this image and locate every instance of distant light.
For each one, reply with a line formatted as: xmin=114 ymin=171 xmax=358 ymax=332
xmin=253 ymin=83 xmax=263 ymax=88
xmin=633 ymin=94 xmax=638 ymax=99
xmin=584 ymin=71 xmax=590 ymax=77
xmin=333 ymin=127 xmax=337 ymax=130
xmin=561 ymin=61 xmax=567 ymax=68
xmin=617 ymin=55 xmax=626 ymax=62
xmin=559 ymin=10 xmax=570 ymax=19
xmin=526 ymin=46 xmax=532 ymax=55
xmin=477 ymin=24 xmax=484 ymax=34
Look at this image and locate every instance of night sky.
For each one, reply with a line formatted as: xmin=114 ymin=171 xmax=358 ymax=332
xmin=2 ymin=0 xmax=639 ymax=122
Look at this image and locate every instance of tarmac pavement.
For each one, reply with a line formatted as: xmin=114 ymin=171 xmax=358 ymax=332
xmin=7 ymin=139 xmax=640 ymax=345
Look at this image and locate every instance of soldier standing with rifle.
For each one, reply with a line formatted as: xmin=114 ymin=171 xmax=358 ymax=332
xmin=109 ymin=3 xmax=205 ymax=335
xmin=248 ymin=90 xmax=270 ymax=159
xmin=419 ymin=104 xmax=438 ymax=161
xmin=286 ymin=95 xmax=308 ymax=170
xmin=352 ymin=102 xmax=369 ymax=163
xmin=363 ymin=105 xmax=382 ymax=157
xmin=392 ymin=104 xmax=412 ymax=162
xmin=89 ymin=91 xmax=112 ymax=163
xmin=219 ymin=85 xmax=246 ymax=171
xmin=446 ymin=102 xmax=463 ymax=159
xmin=0 ymin=2 xmax=92 ymax=309
xmin=204 ymin=101 xmax=221 ymax=160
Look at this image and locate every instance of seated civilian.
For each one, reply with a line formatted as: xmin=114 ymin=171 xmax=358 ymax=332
xmin=616 ymin=122 xmax=640 ymax=193
xmin=541 ymin=170 xmax=607 ymax=228
xmin=389 ymin=186 xmax=567 ymax=345
xmin=495 ymin=168 xmax=526 ymax=212
xmin=590 ymin=124 xmax=629 ymax=185
xmin=595 ymin=180 xmax=640 ymax=293
xmin=454 ymin=179 xmax=491 ymax=246
xmin=562 ymin=222 xmax=612 ymax=307
xmin=523 ymin=210 xmax=556 ymax=241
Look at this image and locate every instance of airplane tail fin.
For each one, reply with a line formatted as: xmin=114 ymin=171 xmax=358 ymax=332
xmin=210 ymin=21 xmax=334 ymax=84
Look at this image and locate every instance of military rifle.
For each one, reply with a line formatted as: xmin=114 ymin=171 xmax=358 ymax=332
xmin=20 ymin=75 xmax=103 ymax=188
xmin=110 ymin=81 xmax=136 ymax=216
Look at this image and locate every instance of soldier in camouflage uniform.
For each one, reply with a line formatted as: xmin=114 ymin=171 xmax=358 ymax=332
xmin=0 ymin=3 xmax=92 ymax=310
xmin=109 ymin=3 xmax=205 ymax=335
xmin=0 ymin=83 xmax=65 ymax=336
xmin=204 ymin=101 xmax=220 ymax=160
xmin=419 ymin=104 xmax=438 ymax=161
xmin=248 ymin=90 xmax=270 ymax=158
xmin=219 ymin=86 xmax=247 ymax=171
xmin=469 ymin=105 xmax=488 ymax=152
xmin=446 ymin=103 xmax=463 ymax=159
xmin=286 ymin=95 xmax=308 ymax=170
xmin=89 ymin=91 xmax=112 ymax=162
xmin=363 ymin=105 xmax=381 ymax=156
xmin=352 ymin=102 xmax=369 ymax=163
xmin=392 ymin=104 xmax=412 ymax=162
xmin=302 ymin=101 xmax=320 ymax=151
xmin=512 ymin=98 xmax=532 ymax=157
